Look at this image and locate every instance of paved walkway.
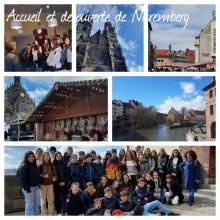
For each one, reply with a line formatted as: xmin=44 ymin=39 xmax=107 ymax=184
xmin=5 ymin=189 xmax=215 ymax=216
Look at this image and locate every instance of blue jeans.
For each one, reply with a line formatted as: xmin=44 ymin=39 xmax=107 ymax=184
xmin=22 ymin=186 xmax=40 ymax=216
xmin=35 ymin=63 xmax=42 ymax=72
xmin=142 ymin=200 xmax=171 ymax=216
xmin=153 ymin=188 xmax=166 ymax=202
xmin=189 ymin=189 xmax=195 ymax=203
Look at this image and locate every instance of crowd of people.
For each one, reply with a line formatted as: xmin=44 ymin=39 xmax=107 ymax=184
xmin=5 ymin=34 xmax=72 ymax=72
xmin=17 ymin=147 xmax=201 ymax=216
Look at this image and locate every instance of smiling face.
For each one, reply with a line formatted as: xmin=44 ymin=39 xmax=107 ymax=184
xmin=43 ymin=153 xmax=50 ymax=163
xmin=55 ymin=153 xmax=62 ymax=161
xmin=105 ymin=190 xmax=112 ymax=198
xmin=27 ymin=154 xmax=35 ymax=163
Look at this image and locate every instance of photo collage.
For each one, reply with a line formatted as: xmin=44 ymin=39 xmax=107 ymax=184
xmin=2 ymin=0 xmax=217 ymax=217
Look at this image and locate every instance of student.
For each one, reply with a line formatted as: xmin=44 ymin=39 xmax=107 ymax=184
xmin=78 ymin=151 xmax=85 ymax=165
xmin=68 ymin=154 xmax=83 ymax=186
xmin=119 ymin=149 xmax=126 ymax=161
xmin=39 ymin=152 xmax=57 ymax=215
xmin=94 ymin=155 xmax=104 ymax=183
xmin=63 ymin=182 xmax=84 ymax=216
xmin=61 ymin=37 xmax=72 ymax=70
xmin=82 ymin=182 xmax=102 ymax=211
xmin=156 ymin=148 xmax=169 ymax=186
xmin=83 ymin=154 xmax=97 ymax=185
xmin=164 ymin=174 xmax=184 ymax=205
xmin=145 ymin=172 xmax=155 ymax=195
xmin=131 ymin=178 xmax=152 ymax=206
xmin=85 ymin=198 xmax=105 ymax=216
xmin=18 ymin=151 xmax=40 ymax=216
xmin=179 ymin=150 xmax=200 ymax=206
xmin=121 ymin=150 xmax=139 ymax=190
xmin=112 ymin=180 xmax=121 ymax=198
xmin=119 ymin=174 xmax=133 ymax=198
xmin=151 ymin=150 xmax=158 ymax=172
xmin=167 ymin=149 xmax=183 ymax=184
xmin=49 ymin=146 xmax=57 ymax=163
xmin=32 ymin=40 xmax=42 ymax=71
xmin=144 ymin=148 xmax=155 ymax=173
xmin=5 ymin=40 xmax=22 ymax=71
xmin=152 ymin=171 xmax=166 ymax=202
xmin=102 ymin=187 xmax=119 ymax=212
xmin=96 ymin=176 xmax=109 ymax=197
xmin=138 ymin=154 xmax=148 ymax=178
xmin=46 ymin=39 xmax=62 ymax=71
xmin=53 ymin=152 xmax=69 ymax=215
xmin=119 ymin=191 xmax=142 ymax=216
xmin=35 ymin=148 xmax=43 ymax=166
xmin=63 ymin=146 xmax=73 ymax=166
xmin=105 ymin=149 xmax=122 ymax=184
xmin=102 ymin=151 xmax=111 ymax=168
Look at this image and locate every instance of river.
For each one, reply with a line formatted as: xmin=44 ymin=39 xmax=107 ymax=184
xmin=113 ymin=123 xmax=191 ymax=141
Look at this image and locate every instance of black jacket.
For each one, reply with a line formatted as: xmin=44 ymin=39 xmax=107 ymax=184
xmin=119 ymin=200 xmax=136 ymax=212
xmin=131 ymin=186 xmax=152 ymax=205
xmin=165 ymin=182 xmax=184 ymax=203
xmin=19 ymin=162 xmax=40 ymax=193
xmin=145 ymin=179 xmax=155 ymax=193
xmin=102 ymin=195 xmax=119 ymax=210
xmin=63 ymin=191 xmax=84 ymax=215
xmin=85 ymin=207 xmax=104 ymax=216
xmin=82 ymin=190 xmax=102 ymax=211
xmin=53 ymin=160 xmax=69 ymax=185
xmin=68 ymin=162 xmax=83 ymax=185
xmin=167 ymin=157 xmax=183 ymax=184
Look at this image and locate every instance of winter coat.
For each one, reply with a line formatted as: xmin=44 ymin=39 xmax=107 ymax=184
xmin=5 ymin=52 xmax=22 ymax=71
xmin=119 ymin=181 xmax=133 ymax=197
xmin=131 ymin=186 xmax=152 ymax=205
xmin=165 ymin=182 xmax=184 ymax=203
xmin=94 ymin=162 xmax=104 ymax=181
xmin=102 ymin=195 xmax=119 ymax=210
xmin=145 ymin=179 xmax=155 ymax=193
xmin=53 ymin=160 xmax=69 ymax=185
xmin=167 ymin=157 xmax=183 ymax=184
xmin=96 ymin=183 xmax=109 ymax=197
xmin=105 ymin=157 xmax=122 ymax=181
xmin=82 ymin=189 xmax=102 ymax=211
xmin=19 ymin=162 xmax=40 ymax=193
xmin=63 ymin=153 xmax=71 ymax=166
xmin=63 ymin=191 xmax=84 ymax=215
xmin=179 ymin=160 xmax=200 ymax=190
xmin=39 ymin=163 xmax=57 ymax=185
xmin=119 ymin=200 xmax=136 ymax=212
xmin=83 ymin=162 xmax=97 ymax=183
xmin=68 ymin=162 xmax=83 ymax=185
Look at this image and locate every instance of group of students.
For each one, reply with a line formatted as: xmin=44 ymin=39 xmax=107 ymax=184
xmin=17 ymin=146 xmax=201 ymax=216
xmin=5 ymin=34 xmax=72 ymax=72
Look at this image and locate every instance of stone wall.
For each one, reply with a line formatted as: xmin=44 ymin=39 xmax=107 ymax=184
xmin=5 ymin=175 xmax=25 ymax=214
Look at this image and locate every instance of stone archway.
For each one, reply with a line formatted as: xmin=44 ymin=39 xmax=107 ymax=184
xmin=211 ymin=122 xmax=216 ymax=139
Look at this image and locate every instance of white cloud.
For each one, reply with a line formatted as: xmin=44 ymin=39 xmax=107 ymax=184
xmin=27 ymin=88 xmax=49 ymax=103
xmin=180 ymin=82 xmax=197 ymax=96
xmin=150 ymin=5 xmax=215 ymax=49
xmin=192 ymin=76 xmax=202 ymax=80
xmin=158 ymin=95 xmax=205 ymax=113
xmin=129 ymin=65 xmax=144 ymax=72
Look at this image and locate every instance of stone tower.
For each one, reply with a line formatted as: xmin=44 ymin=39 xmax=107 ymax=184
xmin=76 ymin=14 xmax=93 ymax=71
xmin=4 ymin=77 xmax=35 ymax=123
xmin=76 ymin=14 xmax=128 ymax=72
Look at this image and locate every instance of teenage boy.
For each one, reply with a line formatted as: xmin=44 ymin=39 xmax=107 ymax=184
xmin=63 ymin=182 xmax=84 ymax=216
xmin=85 ymin=198 xmax=104 ymax=216
xmin=82 ymin=182 xmax=101 ymax=211
xmin=102 ymin=187 xmax=119 ymax=213
xmin=131 ymin=178 xmax=152 ymax=206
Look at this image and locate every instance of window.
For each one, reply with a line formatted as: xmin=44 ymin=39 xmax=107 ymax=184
xmin=209 ymin=90 xmax=213 ymax=98
xmin=210 ymin=105 xmax=214 ymax=115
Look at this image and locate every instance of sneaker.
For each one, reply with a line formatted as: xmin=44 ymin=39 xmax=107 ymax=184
xmin=57 ymin=213 xmax=62 ymax=216
xmin=168 ymin=212 xmax=180 ymax=216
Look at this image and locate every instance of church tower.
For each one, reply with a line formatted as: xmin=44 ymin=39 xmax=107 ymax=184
xmin=76 ymin=14 xmax=93 ymax=71
xmin=104 ymin=22 xmax=128 ymax=72
xmin=14 ymin=76 xmax=21 ymax=86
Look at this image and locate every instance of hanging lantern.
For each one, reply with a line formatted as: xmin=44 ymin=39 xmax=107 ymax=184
xmin=11 ymin=20 xmax=22 ymax=30
xmin=48 ymin=18 xmax=58 ymax=27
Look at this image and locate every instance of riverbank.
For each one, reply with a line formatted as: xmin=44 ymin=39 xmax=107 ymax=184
xmin=113 ymin=123 xmax=191 ymax=141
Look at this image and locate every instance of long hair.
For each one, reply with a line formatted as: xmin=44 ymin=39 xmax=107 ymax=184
xmin=42 ymin=152 xmax=52 ymax=165
xmin=184 ymin=150 xmax=197 ymax=161
xmin=53 ymin=151 xmax=63 ymax=164
xmin=18 ymin=151 xmax=36 ymax=168
xmin=170 ymin=149 xmax=182 ymax=160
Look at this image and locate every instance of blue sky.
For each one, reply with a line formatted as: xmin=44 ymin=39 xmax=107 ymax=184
xmin=4 ymin=146 xmax=124 ymax=170
xmin=113 ymin=76 xmax=213 ymax=113
xmin=149 ymin=4 xmax=215 ymax=50
xmin=76 ymin=4 xmax=144 ymax=72
xmin=5 ymin=76 xmax=106 ymax=105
